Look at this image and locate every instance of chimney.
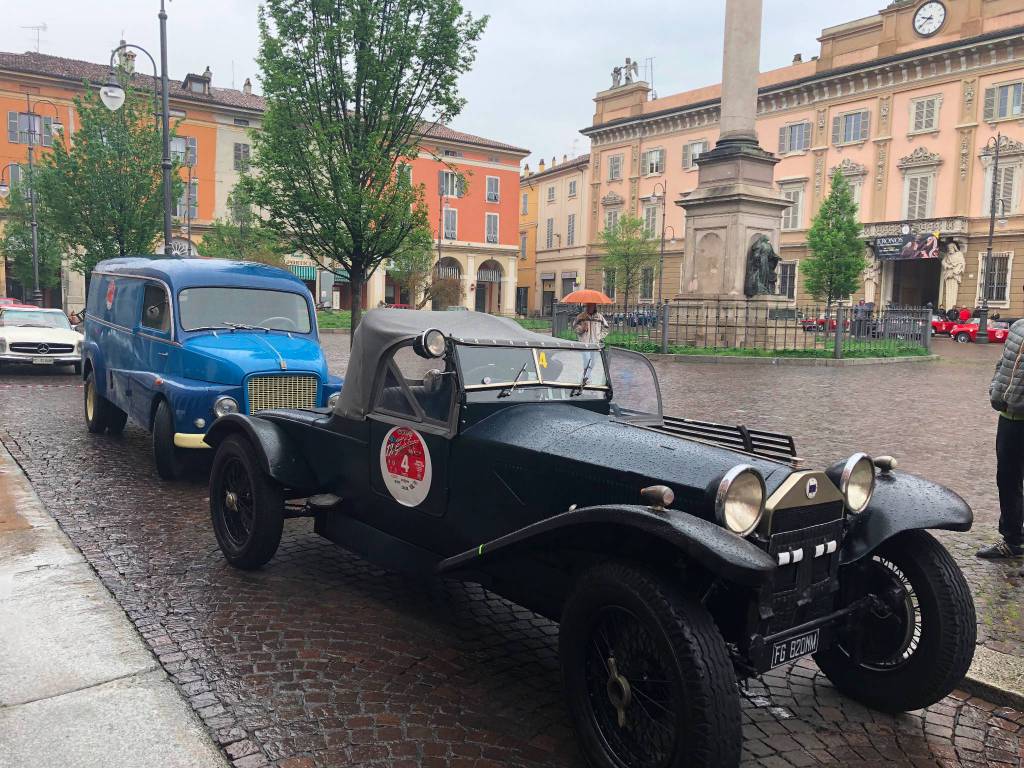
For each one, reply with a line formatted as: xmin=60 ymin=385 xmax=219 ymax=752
xmin=562 ymin=153 xmax=568 ymax=163
xmin=522 ymin=163 xmax=530 ymax=176
xmin=792 ymin=53 xmax=803 ymax=64
xmin=538 ymin=158 xmax=546 ymax=173
xmin=551 ymin=155 xmax=556 ymax=167
xmin=243 ymin=77 xmax=252 ymax=96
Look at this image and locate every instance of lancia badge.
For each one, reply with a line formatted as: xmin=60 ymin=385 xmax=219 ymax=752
xmin=805 ymin=477 xmax=818 ymax=499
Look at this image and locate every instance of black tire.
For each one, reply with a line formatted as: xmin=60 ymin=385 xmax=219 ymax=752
xmin=560 ymin=562 xmax=741 ymax=768
xmin=955 ymin=332 xmax=972 ymax=343
xmin=83 ymin=369 xmax=125 ymax=434
xmin=814 ymin=529 xmax=976 ymax=713
xmin=152 ymin=399 xmax=187 ymax=480
xmin=209 ymin=434 xmax=284 ymax=569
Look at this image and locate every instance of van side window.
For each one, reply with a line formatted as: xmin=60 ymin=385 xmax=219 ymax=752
xmin=141 ymin=283 xmax=170 ymax=334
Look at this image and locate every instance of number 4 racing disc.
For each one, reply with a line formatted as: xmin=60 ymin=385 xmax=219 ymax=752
xmin=380 ymin=426 xmax=432 ymax=507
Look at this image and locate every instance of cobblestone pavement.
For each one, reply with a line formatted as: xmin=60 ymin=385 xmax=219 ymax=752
xmin=0 ymin=337 xmax=1021 ymax=768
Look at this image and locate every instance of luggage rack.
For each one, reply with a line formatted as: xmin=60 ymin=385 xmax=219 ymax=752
xmin=658 ymin=415 xmax=798 ymax=462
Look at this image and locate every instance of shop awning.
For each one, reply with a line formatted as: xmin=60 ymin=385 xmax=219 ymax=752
xmin=288 ymin=265 xmax=317 ymax=281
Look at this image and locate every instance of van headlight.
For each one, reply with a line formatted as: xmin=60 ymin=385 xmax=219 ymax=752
xmin=833 ymin=453 xmax=875 ymax=513
xmin=327 ymin=391 xmax=340 ymax=409
xmin=715 ymin=465 xmax=765 ymax=537
xmin=213 ymin=396 xmax=240 ymax=418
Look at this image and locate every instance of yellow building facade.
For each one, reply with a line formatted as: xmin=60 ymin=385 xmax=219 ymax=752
xmin=517 ymin=166 xmax=539 ymax=315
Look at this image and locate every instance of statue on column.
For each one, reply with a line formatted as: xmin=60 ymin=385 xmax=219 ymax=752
xmin=940 ymin=242 xmax=965 ymax=309
xmin=863 ymin=257 xmax=881 ymax=304
xmin=743 ymin=235 xmax=780 ymax=297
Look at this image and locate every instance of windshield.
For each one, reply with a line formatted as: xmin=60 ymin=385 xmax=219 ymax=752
xmin=0 ymin=310 xmax=71 ymax=329
xmin=456 ymin=345 xmax=608 ymax=391
xmin=178 ymin=288 xmax=312 ymax=333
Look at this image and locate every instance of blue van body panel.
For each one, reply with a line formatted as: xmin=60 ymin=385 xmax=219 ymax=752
xmin=83 ymin=256 xmax=343 ymax=445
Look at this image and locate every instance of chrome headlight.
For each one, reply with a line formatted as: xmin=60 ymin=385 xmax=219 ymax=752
xmin=414 ymin=328 xmax=446 ymax=358
xmin=75 ymin=339 xmax=82 ymax=354
xmin=837 ymin=453 xmax=875 ymax=513
xmin=213 ymin=396 xmax=240 ymax=418
xmin=715 ymin=465 xmax=766 ymax=537
xmin=327 ymin=391 xmax=340 ymax=409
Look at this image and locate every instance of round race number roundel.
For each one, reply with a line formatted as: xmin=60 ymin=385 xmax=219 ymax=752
xmin=379 ymin=426 xmax=432 ymax=507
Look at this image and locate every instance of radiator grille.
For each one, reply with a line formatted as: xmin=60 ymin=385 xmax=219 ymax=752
xmin=10 ymin=342 xmax=75 ymax=354
xmin=247 ymin=374 xmax=318 ymax=413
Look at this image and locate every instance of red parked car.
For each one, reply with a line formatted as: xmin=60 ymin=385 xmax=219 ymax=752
xmin=950 ymin=320 xmax=1010 ymax=344
xmin=0 ymin=298 xmax=30 ymax=308
xmin=931 ymin=315 xmax=957 ymax=335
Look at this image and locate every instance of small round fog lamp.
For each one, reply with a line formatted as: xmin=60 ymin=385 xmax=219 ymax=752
xmin=213 ymin=396 xmax=240 ymax=418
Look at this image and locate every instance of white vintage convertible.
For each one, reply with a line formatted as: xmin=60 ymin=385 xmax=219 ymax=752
xmin=0 ymin=307 xmax=83 ymax=374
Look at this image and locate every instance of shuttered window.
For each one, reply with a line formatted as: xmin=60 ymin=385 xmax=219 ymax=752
xmin=568 ymin=179 xmax=577 ymax=198
xmin=520 ymin=232 xmax=527 ymax=259
xmin=521 ymin=192 xmax=528 ymax=214
xmin=781 ymin=184 xmax=804 ymax=231
xmin=547 ymin=185 xmax=555 ymax=202
xmin=608 ymin=154 xmax=623 ymax=181
xmin=605 ymin=210 xmax=620 ymax=231
xmin=439 ymin=170 xmax=462 ymax=197
xmin=776 ymin=262 xmax=797 ymax=300
xmin=641 ymin=148 xmax=665 ymax=175
xmin=443 ymin=208 xmax=457 ymax=239
xmin=175 ymin=179 xmax=198 ymax=218
xmin=486 ymin=176 xmax=499 ymax=202
xmin=485 ymin=213 xmax=499 ymax=243
xmin=910 ymin=97 xmax=940 ymax=133
xmin=984 ymin=81 xmax=1024 ymax=122
xmin=904 ymin=174 xmax=933 ymax=220
xmin=683 ymin=140 xmax=709 ymax=169
xmin=545 ymin=218 xmax=554 ymax=248
xmin=986 ymin=164 xmax=1020 ymax=216
xmin=831 ymin=110 xmax=870 ymax=145
xmin=171 ymin=136 xmax=197 ymax=165
xmin=567 ymin=213 xmax=576 ymax=246
xmin=233 ymin=142 xmax=250 ymax=171
xmin=7 ymin=112 xmax=51 ymax=146
xmin=643 ymin=204 xmax=659 ymax=237
xmin=640 ymin=267 xmax=655 ymax=301
xmin=777 ymin=123 xmax=811 ymax=154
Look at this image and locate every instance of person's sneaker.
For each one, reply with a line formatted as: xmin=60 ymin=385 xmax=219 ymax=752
xmin=976 ymin=541 xmax=1024 ymax=559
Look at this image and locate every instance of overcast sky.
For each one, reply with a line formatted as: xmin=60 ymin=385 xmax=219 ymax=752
xmin=3 ymin=1 xmax=885 ymax=166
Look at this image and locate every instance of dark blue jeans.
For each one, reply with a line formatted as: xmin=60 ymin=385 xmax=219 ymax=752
xmin=996 ymin=416 xmax=1024 ymax=547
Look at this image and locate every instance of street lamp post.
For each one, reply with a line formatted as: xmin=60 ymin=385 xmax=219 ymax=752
xmin=0 ymin=95 xmax=63 ymax=306
xmin=99 ymin=0 xmax=173 ymax=258
xmin=977 ymin=133 xmax=1007 ymax=345
xmin=652 ymin=181 xmax=669 ymax=306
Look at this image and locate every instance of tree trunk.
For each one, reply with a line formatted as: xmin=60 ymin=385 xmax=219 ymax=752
xmin=349 ymin=272 xmax=364 ymax=348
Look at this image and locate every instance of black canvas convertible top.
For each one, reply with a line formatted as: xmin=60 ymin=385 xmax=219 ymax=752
xmin=336 ymin=308 xmax=597 ymax=420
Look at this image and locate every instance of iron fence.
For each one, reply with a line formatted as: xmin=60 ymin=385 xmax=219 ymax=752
xmin=553 ymin=300 xmax=932 ymax=359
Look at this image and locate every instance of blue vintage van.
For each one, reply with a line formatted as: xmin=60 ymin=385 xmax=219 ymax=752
xmin=83 ymin=257 xmax=343 ymax=479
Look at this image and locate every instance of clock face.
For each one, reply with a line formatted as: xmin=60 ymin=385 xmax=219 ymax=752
xmin=914 ymin=1 xmax=946 ymax=36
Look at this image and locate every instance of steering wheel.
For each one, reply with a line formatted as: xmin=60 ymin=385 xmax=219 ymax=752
xmin=259 ymin=316 xmax=297 ymax=330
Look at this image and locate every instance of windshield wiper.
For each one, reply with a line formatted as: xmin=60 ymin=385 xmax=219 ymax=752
xmin=224 ymin=322 xmax=271 ymax=333
xmin=571 ymin=356 xmax=596 ymax=397
xmin=498 ymin=362 xmax=530 ymax=398
xmin=188 ymin=324 xmax=233 ymax=332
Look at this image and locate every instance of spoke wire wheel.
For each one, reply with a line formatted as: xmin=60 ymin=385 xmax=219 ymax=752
xmin=851 ymin=556 xmax=921 ymax=671
xmin=218 ymin=456 xmax=256 ymax=551
xmin=85 ymin=378 xmax=95 ymax=422
xmin=584 ymin=606 xmax=681 ymax=768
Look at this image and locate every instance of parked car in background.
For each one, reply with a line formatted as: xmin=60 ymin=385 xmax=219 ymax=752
xmin=203 ymin=309 xmax=976 ymax=768
xmin=950 ymin=320 xmax=1009 ymax=343
xmin=931 ymin=314 xmax=957 ymax=335
xmin=0 ymin=306 xmax=83 ymax=373
xmin=82 ymin=257 xmax=343 ymax=480
xmin=0 ymin=297 xmax=31 ymax=308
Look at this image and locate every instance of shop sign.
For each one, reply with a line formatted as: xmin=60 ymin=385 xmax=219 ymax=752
xmin=874 ymin=224 xmax=941 ymax=260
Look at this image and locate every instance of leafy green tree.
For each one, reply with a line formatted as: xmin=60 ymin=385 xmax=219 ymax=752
xmin=35 ymin=78 xmax=181 ymax=278
xmin=803 ymin=171 xmax=867 ymax=309
xmin=386 ymin=227 xmax=444 ymax=308
xmin=0 ymin=186 xmax=63 ymax=295
xmin=245 ymin=0 xmax=487 ymax=337
xmin=600 ymin=214 xmax=658 ymax=318
xmin=199 ymin=189 xmax=288 ymax=266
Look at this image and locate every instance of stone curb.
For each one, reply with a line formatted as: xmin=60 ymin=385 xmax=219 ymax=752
xmin=319 ymin=328 xmax=350 ymax=335
xmin=960 ymin=646 xmax=1024 ymax=710
xmin=645 ymin=353 xmax=940 ymax=367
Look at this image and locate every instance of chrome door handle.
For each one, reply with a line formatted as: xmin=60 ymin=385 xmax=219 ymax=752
xmin=157 ymin=351 xmax=169 ymax=357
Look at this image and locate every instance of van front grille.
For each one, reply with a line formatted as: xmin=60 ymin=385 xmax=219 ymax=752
xmin=247 ymin=374 xmax=318 ymax=413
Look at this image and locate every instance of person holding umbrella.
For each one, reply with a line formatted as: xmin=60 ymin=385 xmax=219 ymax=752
xmin=563 ymin=289 xmax=613 ymax=344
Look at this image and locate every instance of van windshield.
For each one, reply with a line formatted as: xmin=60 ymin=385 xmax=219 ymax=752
xmin=178 ymin=288 xmax=312 ymax=333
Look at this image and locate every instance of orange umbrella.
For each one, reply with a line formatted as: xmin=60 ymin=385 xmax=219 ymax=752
xmin=561 ymin=289 xmax=613 ymax=305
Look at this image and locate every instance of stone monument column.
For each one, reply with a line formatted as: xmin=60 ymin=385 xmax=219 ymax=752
xmin=678 ymin=0 xmax=791 ymax=304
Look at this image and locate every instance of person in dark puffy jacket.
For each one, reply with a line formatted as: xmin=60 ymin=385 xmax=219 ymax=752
xmin=979 ymin=296 xmax=1024 ymax=559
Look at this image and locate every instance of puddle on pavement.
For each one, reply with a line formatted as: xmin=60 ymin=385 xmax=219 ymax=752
xmin=0 ymin=461 xmax=33 ymax=533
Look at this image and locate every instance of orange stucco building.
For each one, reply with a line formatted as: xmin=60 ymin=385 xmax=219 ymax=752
xmin=0 ymin=50 xmax=264 ymax=309
xmin=581 ymin=0 xmax=1024 ymax=318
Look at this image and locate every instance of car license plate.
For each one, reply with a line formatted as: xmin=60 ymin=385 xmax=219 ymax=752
xmin=32 ymin=357 xmax=55 ymax=365
xmin=770 ymin=628 xmax=820 ymax=668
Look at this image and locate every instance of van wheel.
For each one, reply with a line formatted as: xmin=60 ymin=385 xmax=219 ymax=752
xmin=84 ymin=369 xmax=126 ymax=434
xmin=209 ymin=434 xmax=284 ymax=569
xmin=153 ymin=399 xmax=186 ymax=480
xmin=560 ymin=562 xmax=741 ymax=768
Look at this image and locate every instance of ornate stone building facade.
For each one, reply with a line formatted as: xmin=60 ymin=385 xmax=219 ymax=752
xmin=581 ymin=0 xmax=1024 ymax=317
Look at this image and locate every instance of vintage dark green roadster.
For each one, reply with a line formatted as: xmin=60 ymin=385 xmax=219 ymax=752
xmin=204 ymin=309 xmax=976 ymax=768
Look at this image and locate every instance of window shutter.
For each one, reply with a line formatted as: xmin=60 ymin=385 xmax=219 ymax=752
xmin=456 ymin=176 xmax=464 ymax=198
xmin=683 ymin=143 xmax=692 ymax=168
xmin=907 ymin=177 xmax=919 ymax=218
xmin=801 ymin=123 xmax=811 ymax=150
xmin=438 ymin=170 xmax=444 ymax=193
xmin=8 ymin=111 xmax=18 ymax=143
xmin=983 ymin=87 xmax=996 ymax=122
xmin=778 ymin=126 xmax=788 ymax=154
xmin=831 ymin=115 xmax=841 ymax=145
xmin=999 ymin=166 xmax=1016 ymax=214
xmin=859 ymin=111 xmax=870 ymax=141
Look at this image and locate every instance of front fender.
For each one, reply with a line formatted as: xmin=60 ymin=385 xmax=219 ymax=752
xmin=203 ymin=413 xmax=317 ymax=491
xmin=437 ymin=504 xmax=777 ymax=587
xmin=841 ymin=470 xmax=973 ymax=563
